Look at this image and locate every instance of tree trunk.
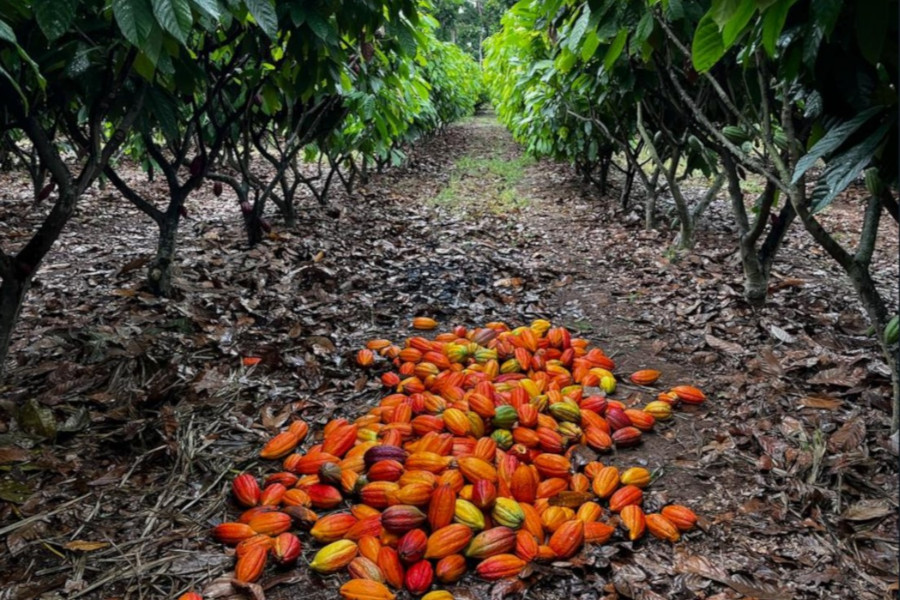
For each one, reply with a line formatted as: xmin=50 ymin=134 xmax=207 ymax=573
xmin=620 ymin=164 xmax=635 ymax=210
xmin=643 ymin=166 xmax=661 ymax=230
xmin=279 ymin=173 xmax=297 ymax=228
xmin=846 ymin=261 xmax=898 ymax=432
xmin=0 ymin=273 xmax=30 ymax=380
xmin=148 ymin=213 xmax=181 ymax=297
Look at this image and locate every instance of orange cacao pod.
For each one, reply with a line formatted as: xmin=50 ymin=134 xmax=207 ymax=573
xmin=405 ymin=451 xmax=452 ymax=473
xmin=514 ymin=529 xmax=539 ymax=562
xmin=629 ymin=369 xmax=660 ymax=386
xmin=532 ymin=453 xmax=570 ymax=478
xmin=412 ymin=317 xmax=438 ymax=330
xmin=583 ymin=521 xmax=615 ymax=544
xmin=234 ymin=545 xmax=267 ymax=582
xmin=591 ymin=466 xmax=619 ymax=498
xmin=265 ymin=471 xmax=299 ymax=487
xmin=347 ymin=556 xmax=385 ymax=582
xmin=236 ymin=534 xmax=274 ymax=558
xmin=458 ymin=456 xmax=498 ymax=483
xmin=475 ymin=554 xmax=526 ymax=580
xmin=249 ymin=511 xmax=292 ymax=536
xmin=465 ymin=526 xmax=517 ymax=559
xmin=624 ymin=409 xmax=655 ymax=431
xmin=548 ymin=519 xmax=584 ymax=559
xmin=282 ymin=488 xmax=311 ymax=507
xmin=471 ymin=479 xmax=497 ymax=510
xmin=340 ymin=579 xmax=395 ymax=600
xmin=608 ymin=485 xmax=643 ymax=513
xmin=311 ymin=512 xmax=358 ymax=542
xmin=323 ymin=424 xmax=359 ymax=458
xmin=358 ymin=535 xmax=382 ymax=562
xmin=425 ymin=524 xmax=474 ymax=559
xmin=536 ymin=477 xmax=568 ymax=499
xmin=377 ymin=546 xmax=405 ymax=588
xmin=576 ymin=501 xmax=603 ymax=523
xmin=661 ymin=504 xmax=697 ymax=531
xmin=288 ymin=419 xmax=309 ymax=439
xmin=536 ymin=544 xmax=557 ymax=561
xmin=510 ymin=464 xmax=539 ymax=503
xmin=288 ymin=451 xmax=339 ymax=475
xmin=212 ymin=522 xmax=255 ymax=545
xmin=646 ymin=513 xmax=680 ymax=541
xmin=427 ymin=483 xmax=456 ymax=530
xmin=232 ymin=474 xmax=260 ymax=507
xmin=361 ymin=481 xmax=401 ymax=509
xmin=306 ymin=484 xmax=343 ymax=509
xmin=259 ymin=482 xmax=286 ymax=506
xmin=368 ymin=459 xmax=405 ymax=482
xmin=260 ymin=431 xmax=301 ymax=460
xmin=671 ymin=385 xmax=705 ymax=404
xmin=357 ymin=349 xmax=376 ymax=368
xmin=272 ymin=532 xmax=302 ymax=565
xmin=435 ymin=553 xmax=467 ymax=583
xmin=620 ymin=505 xmax=646 ymax=541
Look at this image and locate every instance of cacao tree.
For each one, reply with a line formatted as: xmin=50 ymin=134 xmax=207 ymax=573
xmin=0 ymin=2 xmax=147 ymax=378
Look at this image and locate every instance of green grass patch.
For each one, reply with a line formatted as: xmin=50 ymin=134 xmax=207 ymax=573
xmin=432 ymin=153 xmax=534 ymax=215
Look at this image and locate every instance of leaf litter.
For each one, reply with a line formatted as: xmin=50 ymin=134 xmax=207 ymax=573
xmin=0 ymin=113 xmax=896 ymax=599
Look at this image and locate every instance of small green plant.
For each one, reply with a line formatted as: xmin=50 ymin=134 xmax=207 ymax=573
xmin=431 ymin=149 xmax=534 ymax=215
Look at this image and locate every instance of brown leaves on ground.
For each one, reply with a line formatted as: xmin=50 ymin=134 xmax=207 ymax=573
xmin=0 ymin=114 xmax=896 ymax=599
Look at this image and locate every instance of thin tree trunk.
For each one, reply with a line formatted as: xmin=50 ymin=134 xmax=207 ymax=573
xmin=0 ymin=272 xmax=30 ymax=379
xmin=620 ymin=163 xmax=635 ymax=210
xmin=148 ymin=210 xmax=182 ymax=297
xmin=644 ymin=166 xmax=661 ymax=230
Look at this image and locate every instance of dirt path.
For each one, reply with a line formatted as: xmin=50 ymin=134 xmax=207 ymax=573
xmin=0 ymin=115 xmax=896 ymax=600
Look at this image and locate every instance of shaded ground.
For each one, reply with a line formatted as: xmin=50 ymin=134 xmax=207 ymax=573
xmin=0 ymin=114 xmax=897 ymax=600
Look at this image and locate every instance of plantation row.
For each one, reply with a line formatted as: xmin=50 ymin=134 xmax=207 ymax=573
xmin=482 ymin=0 xmax=899 ymax=429
xmin=0 ymin=1 xmax=482 ymax=374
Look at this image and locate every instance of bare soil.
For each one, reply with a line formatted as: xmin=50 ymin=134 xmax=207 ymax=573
xmin=0 ymin=114 xmax=896 ymax=600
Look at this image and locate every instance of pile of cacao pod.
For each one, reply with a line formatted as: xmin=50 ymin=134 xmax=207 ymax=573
xmin=197 ymin=319 xmax=705 ymax=600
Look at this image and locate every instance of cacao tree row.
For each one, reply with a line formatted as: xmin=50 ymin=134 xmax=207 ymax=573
xmin=0 ymin=1 xmax=483 ymax=380
xmin=484 ymin=0 xmax=899 ymax=431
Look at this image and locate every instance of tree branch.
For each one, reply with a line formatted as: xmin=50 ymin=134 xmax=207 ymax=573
xmin=856 ymin=193 xmax=882 ymax=267
xmin=104 ymin=165 xmax=164 ymax=225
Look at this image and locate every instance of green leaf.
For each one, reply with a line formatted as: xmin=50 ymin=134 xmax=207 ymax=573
xmin=691 ymin=13 xmax=725 ymax=72
xmin=190 ymin=0 xmax=220 ymax=20
xmin=634 ymin=11 xmax=654 ymax=46
xmin=710 ymin=0 xmax=741 ymax=28
xmin=721 ymin=0 xmax=755 ymax=48
xmin=244 ymin=0 xmax=278 ymax=39
xmin=810 ymin=121 xmax=891 ymax=213
xmin=792 ymin=107 xmax=881 ymax=183
xmin=151 ymin=0 xmax=192 ymax=44
xmin=566 ymin=7 xmax=591 ymax=53
xmin=33 ymin=0 xmax=78 ymax=42
xmin=603 ymin=28 xmax=628 ymax=71
xmin=761 ymin=0 xmax=796 ymax=57
xmin=580 ymin=31 xmax=601 ymax=61
xmin=113 ymin=0 xmax=155 ymax=48
xmin=556 ymin=48 xmax=577 ymax=73
xmin=0 ymin=18 xmax=15 ymax=43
